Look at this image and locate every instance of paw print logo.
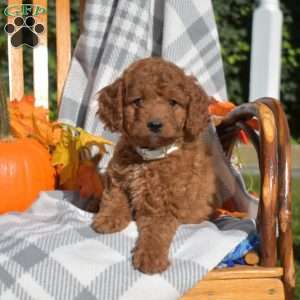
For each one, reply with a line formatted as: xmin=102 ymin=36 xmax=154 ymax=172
xmin=4 ymin=16 xmax=44 ymax=48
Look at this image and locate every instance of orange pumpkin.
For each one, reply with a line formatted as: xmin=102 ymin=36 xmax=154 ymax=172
xmin=0 ymin=79 xmax=55 ymax=214
xmin=0 ymin=138 xmax=55 ymax=213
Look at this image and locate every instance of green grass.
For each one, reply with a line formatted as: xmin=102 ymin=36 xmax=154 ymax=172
xmin=243 ymin=174 xmax=300 ymax=298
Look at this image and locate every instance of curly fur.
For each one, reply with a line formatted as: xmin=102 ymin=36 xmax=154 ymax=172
xmin=92 ymin=57 xmax=216 ymax=274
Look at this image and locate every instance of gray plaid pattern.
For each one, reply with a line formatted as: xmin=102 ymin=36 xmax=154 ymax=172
xmin=0 ymin=191 xmax=249 ymax=300
xmin=59 ymin=0 xmax=226 ymax=131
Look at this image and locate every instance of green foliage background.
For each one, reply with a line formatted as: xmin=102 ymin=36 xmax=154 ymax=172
xmin=0 ymin=0 xmax=299 ymax=138
xmin=213 ymin=0 xmax=300 ymax=140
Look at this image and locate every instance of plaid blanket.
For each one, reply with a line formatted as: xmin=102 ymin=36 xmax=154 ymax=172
xmin=0 ymin=192 xmax=254 ymax=300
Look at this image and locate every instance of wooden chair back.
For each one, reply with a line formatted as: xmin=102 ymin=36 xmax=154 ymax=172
xmin=6 ymin=0 xmax=81 ymax=108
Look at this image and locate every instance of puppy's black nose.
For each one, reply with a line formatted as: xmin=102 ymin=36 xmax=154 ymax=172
xmin=147 ymin=120 xmax=163 ymax=133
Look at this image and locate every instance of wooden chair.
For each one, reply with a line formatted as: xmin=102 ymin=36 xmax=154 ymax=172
xmin=182 ymin=98 xmax=295 ymax=300
xmin=5 ymin=0 xmax=295 ymax=299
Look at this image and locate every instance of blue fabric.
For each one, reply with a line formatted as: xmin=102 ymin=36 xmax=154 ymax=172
xmin=219 ymin=233 xmax=260 ymax=267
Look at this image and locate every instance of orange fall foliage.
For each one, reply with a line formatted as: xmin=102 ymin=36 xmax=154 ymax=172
xmin=8 ymin=96 xmax=105 ymax=198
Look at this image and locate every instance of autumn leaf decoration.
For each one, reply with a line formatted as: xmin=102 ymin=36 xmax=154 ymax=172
xmin=209 ymin=97 xmax=259 ymax=144
xmin=9 ymin=95 xmax=61 ymax=149
xmin=8 ymin=95 xmax=112 ymax=194
xmin=209 ymin=98 xmax=236 ymax=122
xmin=52 ymin=124 xmax=113 ymax=190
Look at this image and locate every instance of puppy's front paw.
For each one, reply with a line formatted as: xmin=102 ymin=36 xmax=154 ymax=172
xmin=133 ymin=247 xmax=169 ymax=274
xmin=91 ymin=214 xmax=129 ymax=233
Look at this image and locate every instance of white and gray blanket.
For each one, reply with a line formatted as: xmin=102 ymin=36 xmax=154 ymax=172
xmin=0 ymin=191 xmax=255 ymax=300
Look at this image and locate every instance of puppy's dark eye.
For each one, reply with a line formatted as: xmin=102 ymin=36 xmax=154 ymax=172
xmin=169 ymin=99 xmax=178 ymax=107
xmin=132 ymin=97 xmax=143 ymax=107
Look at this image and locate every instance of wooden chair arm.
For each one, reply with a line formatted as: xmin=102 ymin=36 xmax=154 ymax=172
xmin=258 ymin=98 xmax=295 ymax=299
xmin=216 ymin=98 xmax=295 ymax=299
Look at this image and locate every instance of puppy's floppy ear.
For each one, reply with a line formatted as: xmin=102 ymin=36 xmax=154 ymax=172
xmin=184 ymin=76 xmax=210 ymax=137
xmin=97 ymin=78 xmax=124 ymax=132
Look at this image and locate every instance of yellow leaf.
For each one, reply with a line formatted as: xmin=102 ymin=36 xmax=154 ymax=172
xmin=52 ymin=140 xmax=71 ymax=167
xmin=77 ymin=127 xmax=113 ymax=149
xmin=52 ymin=124 xmax=113 ymax=189
xmin=52 ymin=139 xmax=78 ymax=186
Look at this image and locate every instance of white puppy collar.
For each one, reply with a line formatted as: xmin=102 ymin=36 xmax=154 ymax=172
xmin=135 ymin=143 xmax=180 ymax=161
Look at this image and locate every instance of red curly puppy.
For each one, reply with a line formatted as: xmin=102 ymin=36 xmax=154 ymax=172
xmin=92 ymin=57 xmax=216 ymax=274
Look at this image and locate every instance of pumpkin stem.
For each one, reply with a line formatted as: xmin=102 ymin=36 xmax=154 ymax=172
xmin=0 ymin=77 xmax=11 ymax=139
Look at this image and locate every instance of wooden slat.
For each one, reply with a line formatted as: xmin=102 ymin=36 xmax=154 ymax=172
xmin=181 ymin=278 xmax=285 ymax=300
xmin=33 ymin=0 xmax=49 ymax=108
xmin=7 ymin=0 xmax=24 ymax=100
xmin=56 ymin=0 xmax=71 ymax=107
xmin=203 ymin=267 xmax=283 ymax=281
